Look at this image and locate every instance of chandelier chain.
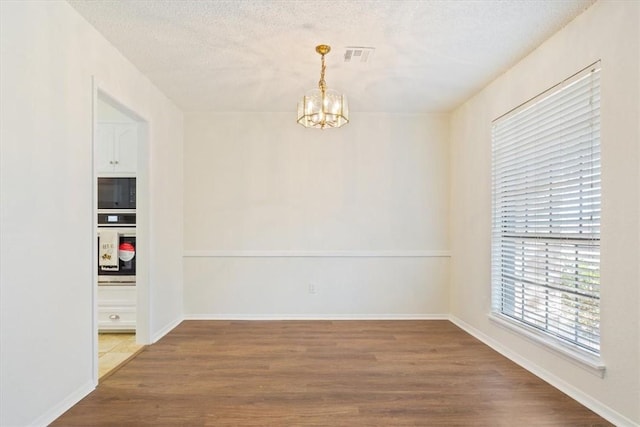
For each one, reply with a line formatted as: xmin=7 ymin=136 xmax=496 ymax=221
xmin=318 ymin=53 xmax=327 ymax=92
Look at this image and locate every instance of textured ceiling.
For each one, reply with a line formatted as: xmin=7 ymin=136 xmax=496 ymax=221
xmin=67 ymin=0 xmax=595 ymax=114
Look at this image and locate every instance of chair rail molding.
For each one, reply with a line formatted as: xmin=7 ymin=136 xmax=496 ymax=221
xmin=183 ymin=250 xmax=451 ymax=258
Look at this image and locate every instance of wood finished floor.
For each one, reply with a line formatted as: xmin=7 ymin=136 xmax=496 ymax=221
xmin=53 ymin=320 xmax=611 ymax=426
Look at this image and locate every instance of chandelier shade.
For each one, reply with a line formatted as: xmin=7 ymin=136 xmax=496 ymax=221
xmin=297 ymin=45 xmax=349 ymax=129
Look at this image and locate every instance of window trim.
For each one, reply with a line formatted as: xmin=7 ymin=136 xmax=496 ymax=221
xmin=489 ymin=312 xmax=605 ymax=377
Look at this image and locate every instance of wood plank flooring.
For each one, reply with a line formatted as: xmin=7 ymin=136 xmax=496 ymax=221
xmin=52 ymin=320 xmax=611 ymax=426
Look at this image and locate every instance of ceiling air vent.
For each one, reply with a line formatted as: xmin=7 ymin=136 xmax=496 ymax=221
xmin=344 ymin=46 xmax=375 ymax=63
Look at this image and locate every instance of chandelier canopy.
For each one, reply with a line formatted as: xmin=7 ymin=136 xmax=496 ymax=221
xmin=297 ymin=45 xmax=349 ymax=129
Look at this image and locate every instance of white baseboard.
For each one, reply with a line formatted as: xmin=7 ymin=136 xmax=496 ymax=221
xmin=448 ymin=315 xmax=638 ymax=427
xmin=30 ymin=380 xmax=95 ymax=427
xmin=27 ymin=319 xmax=183 ymax=425
xmin=184 ymin=313 xmax=449 ymax=321
xmin=151 ymin=317 xmax=184 ymax=343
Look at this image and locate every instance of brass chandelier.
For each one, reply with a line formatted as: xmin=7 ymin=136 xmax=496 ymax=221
xmin=297 ymin=44 xmax=349 ymax=129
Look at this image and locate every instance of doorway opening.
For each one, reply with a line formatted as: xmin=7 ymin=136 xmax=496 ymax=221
xmin=93 ymin=82 xmax=149 ymax=382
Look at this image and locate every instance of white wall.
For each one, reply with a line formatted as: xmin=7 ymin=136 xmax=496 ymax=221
xmin=183 ymin=112 xmax=450 ymax=318
xmin=0 ymin=1 xmax=183 ymax=425
xmin=97 ymin=96 xmax=135 ymax=123
xmin=449 ymin=1 xmax=639 ymax=425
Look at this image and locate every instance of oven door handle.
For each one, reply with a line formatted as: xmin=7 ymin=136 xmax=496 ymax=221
xmin=97 ymin=228 xmax=135 ymax=237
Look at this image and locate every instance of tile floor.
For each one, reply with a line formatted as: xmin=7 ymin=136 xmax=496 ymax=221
xmin=98 ymin=333 xmax=144 ymax=379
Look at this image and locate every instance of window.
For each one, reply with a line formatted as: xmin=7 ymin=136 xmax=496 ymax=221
xmin=491 ymin=64 xmax=601 ymax=355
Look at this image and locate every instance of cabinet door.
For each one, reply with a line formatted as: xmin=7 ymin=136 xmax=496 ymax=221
xmin=98 ymin=285 xmax=136 ymax=332
xmin=113 ymin=124 xmax=138 ymax=174
xmin=98 ymin=306 xmax=136 ymax=331
xmin=96 ymin=124 xmax=116 ymax=174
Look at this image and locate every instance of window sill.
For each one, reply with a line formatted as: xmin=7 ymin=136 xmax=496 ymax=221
xmin=489 ymin=313 xmax=606 ymax=378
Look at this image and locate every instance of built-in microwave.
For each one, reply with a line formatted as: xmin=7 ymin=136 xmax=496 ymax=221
xmin=98 ymin=177 xmax=136 ymax=210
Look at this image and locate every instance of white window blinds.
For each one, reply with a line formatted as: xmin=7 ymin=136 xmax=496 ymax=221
xmin=491 ymin=64 xmax=601 ymax=354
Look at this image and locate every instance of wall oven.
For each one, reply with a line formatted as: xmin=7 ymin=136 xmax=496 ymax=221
xmin=98 ymin=212 xmax=136 ymax=284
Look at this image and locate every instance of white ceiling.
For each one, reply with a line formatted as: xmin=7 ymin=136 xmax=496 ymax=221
xmin=68 ymin=0 xmax=595 ymax=114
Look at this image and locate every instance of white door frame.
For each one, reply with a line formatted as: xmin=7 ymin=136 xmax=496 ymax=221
xmin=91 ymin=77 xmax=151 ymax=384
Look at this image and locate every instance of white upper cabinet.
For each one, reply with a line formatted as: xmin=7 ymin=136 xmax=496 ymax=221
xmin=96 ymin=123 xmax=137 ymax=175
